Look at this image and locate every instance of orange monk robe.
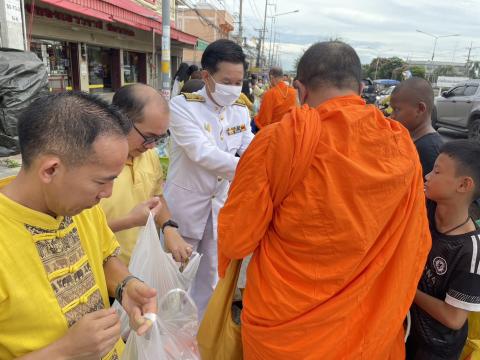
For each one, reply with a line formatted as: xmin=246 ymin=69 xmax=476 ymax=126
xmin=254 ymin=81 xmax=297 ymax=129
xmin=218 ymin=95 xmax=431 ymax=359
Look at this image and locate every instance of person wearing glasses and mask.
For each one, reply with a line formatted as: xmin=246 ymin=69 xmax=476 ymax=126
xmin=100 ymin=83 xmax=192 ymax=266
xmin=165 ymin=39 xmax=254 ymax=320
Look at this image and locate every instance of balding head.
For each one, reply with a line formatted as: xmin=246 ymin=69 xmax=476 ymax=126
xmin=112 ymin=83 xmax=170 ymax=157
xmin=269 ymin=67 xmax=283 ymax=79
xmin=112 ymin=83 xmax=168 ymax=124
xmin=391 ymin=77 xmax=434 ymax=114
xmin=296 ymin=41 xmax=361 ymax=93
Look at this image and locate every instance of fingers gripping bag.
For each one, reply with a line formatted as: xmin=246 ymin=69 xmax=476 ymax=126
xmin=121 ymin=290 xmax=200 ymax=360
xmin=113 ymin=213 xmax=201 ymax=357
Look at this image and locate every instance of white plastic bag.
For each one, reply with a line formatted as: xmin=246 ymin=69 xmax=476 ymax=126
xmin=121 ymin=289 xmax=200 ymax=360
xmin=113 ymin=213 xmax=202 ymax=356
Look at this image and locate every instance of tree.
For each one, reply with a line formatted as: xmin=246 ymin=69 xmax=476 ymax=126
xmin=364 ymin=57 xmax=406 ymax=79
xmin=409 ymin=66 xmax=426 ymax=79
xmin=467 ymin=62 xmax=480 ymax=79
xmin=433 ymin=65 xmax=457 ymax=77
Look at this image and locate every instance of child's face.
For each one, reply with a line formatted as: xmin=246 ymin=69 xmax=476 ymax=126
xmin=390 ymin=92 xmax=424 ymax=132
xmin=425 ymin=154 xmax=464 ymax=202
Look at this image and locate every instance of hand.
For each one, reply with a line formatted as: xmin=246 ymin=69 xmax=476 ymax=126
xmin=127 ymin=197 xmax=162 ymax=228
xmin=59 ymin=308 xmax=121 ymax=360
xmin=122 ymin=279 xmax=157 ymax=336
xmin=164 ymin=227 xmax=193 ymax=262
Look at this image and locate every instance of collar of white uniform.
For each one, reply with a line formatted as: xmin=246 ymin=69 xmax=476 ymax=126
xmin=199 ymin=87 xmax=225 ymax=114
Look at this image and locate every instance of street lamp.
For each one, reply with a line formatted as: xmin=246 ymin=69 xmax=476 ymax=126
xmin=268 ymin=9 xmax=299 ymax=67
xmin=416 ymin=30 xmax=460 ymax=61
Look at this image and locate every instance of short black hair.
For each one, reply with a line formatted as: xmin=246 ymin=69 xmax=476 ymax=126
xmin=181 ymin=79 xmax=205 ymax=93
xmin=201 ymin=39 xmax=246 ymax=74
xmin=174 ymin=63 xmax=190 ymax=82
xmin=392 ymin=77 xmax=434 ymax=114
xmin=18 ymin=92 xmax=131 ymax=168
xmin=112 ymin=84 xmax=148 ymax=123
xmin=441 ymin=139 xmax=480 ymax=200
xmin=297 ymin=41 xmax=361 ymax=91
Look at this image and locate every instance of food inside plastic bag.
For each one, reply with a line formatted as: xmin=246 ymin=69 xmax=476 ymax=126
xmin=113 ymin=213 xmax=202 ymax=349
xmin=121 ymin=289 xmax=200 ymax=360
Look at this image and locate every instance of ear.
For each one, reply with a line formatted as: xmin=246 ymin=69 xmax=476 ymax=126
xmin=417 ymin=101 xmax=427 ymax=115
xmin=457 ymin=175 xmax=475 ymax=195
xmin=200 ymin=70 xmax=209 ymax=82
xmin=358 ymin=82 xmax=364 ymax=95
xmin=37 ymin=156 xmax=61 ymax=185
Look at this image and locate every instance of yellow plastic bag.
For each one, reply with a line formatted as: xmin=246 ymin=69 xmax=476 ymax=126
xmin=197 ymin=259 xmax=243 ymax=360
xmin=461 ymin=313 xmax=480 ymax=360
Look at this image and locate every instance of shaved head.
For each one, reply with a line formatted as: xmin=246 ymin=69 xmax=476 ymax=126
xmin=391 ymin=77 xmax=434 ymax=114
xmin=269 ymin=67 xmax=283 ymax=79
xmin=112 ymin=83 xmax=168 ymax=124
xmin=297 ymin=41 xmax=361 ymax=92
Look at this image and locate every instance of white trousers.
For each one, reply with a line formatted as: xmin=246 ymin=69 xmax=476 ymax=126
xmin=183 ymin=212 xmax=218 ymax=321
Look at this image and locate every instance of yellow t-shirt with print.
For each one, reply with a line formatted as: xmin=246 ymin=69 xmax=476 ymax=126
xmin=0 ymin=183 xmax=124 ymax=359
xmin=100 ymin=149 xmax=163 ymax=265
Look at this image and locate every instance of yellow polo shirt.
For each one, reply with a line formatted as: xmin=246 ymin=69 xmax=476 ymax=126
xmin=100 ymin=149 xmax=163 ymax=265
xmin=0 ymin=179 xmax=123 ymax=359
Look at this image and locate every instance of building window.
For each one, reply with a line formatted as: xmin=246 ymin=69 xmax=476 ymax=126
xmin=30 ymin=39 xmax=73 ymax=92
xmin=87 ymin=46 xmax=113 ymax=93
xmin=123 ymin=51 xmax=140 ymax=84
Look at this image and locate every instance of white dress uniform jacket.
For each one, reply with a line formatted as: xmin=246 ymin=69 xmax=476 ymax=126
xmin=164 ymin=87 xmax=254 ymax=241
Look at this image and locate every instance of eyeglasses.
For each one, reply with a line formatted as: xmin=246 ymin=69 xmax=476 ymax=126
xmin=133 ymin=123 xmax=170 ymax=147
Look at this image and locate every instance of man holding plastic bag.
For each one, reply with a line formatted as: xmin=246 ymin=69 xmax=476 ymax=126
xmin=101 ymin=84 xmax=192 ymax=266
xmin=0 ymin=93 xmax=157 ymax=360
xmin=120 ymin=214 xmax=202 ymax=360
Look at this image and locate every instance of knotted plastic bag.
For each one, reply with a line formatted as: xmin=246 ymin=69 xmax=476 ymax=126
xmin=121 ymin=289 xmax=200 ymax=360
xmin=113 ymin=213 xmax=201 ymax=357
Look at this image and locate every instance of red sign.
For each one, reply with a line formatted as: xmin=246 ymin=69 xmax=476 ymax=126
xmin=26 ymin=4 xmax=134 ymax=36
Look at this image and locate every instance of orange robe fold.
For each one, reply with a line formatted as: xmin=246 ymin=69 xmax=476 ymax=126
xmin=218 ymin=95 xmax=431 ymax=359
xmin=254 ymin=81 xmax=297 ymax=129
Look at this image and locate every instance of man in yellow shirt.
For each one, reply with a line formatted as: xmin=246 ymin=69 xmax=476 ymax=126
xmin=101 ymin=84 xmax=192 ymax=265
xmin=0 ymin=92 xmax=157 ymax=359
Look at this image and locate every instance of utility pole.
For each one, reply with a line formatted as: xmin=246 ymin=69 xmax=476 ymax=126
xmin=161 ymin=0 xmax=171 ymax=99
xmin=267 ymin=11 xmax=275 ymax=67
xmin=260 ymin=0 xmax=268 ymax=69
xmin=255 ymin=28 xmax=263 ymax=68
xmin=238 ymin=0 xmax=243 ymax=46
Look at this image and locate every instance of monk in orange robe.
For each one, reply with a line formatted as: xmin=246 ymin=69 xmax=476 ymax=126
xmin=254 ymin=67 xmax=297 ymax=129
xmin=218 ymin=41 xmax=431 ymax=359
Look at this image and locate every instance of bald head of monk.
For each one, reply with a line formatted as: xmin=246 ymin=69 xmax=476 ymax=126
xmin=295 ymin=41 xmax=362 ymax=107
xmin=112 ymin=83 xmax=170 ymax=158
xmin=390 ymin=77 xmax=435 ymax=140
xmin=269 ymin=66 xmax=284 ymax=87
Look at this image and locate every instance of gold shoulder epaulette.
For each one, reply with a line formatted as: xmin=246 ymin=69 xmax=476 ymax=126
xmin=182 ymin=93 xmax=206 ymax=102
xmin=233 ymin=98 xmax=247 ymax=107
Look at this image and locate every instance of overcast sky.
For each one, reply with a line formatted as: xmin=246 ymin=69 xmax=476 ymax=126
xmin=217 ymin=0 xmax=480 ymax=71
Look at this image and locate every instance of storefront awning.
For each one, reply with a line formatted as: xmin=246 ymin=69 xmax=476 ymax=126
xmin=39 ymin=0 xmax=197 ymax=46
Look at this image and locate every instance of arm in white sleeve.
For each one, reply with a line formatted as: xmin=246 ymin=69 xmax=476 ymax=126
xmin=170 ymin=99 xmax=239 ymax=180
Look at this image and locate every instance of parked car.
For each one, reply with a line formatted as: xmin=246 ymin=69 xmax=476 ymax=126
xmin=434 ymin=80 xmax=480 ymax=140
xmin=361 ymin=78 xmax=376 ymax=104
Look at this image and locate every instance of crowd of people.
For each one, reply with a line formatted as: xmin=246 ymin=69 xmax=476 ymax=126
xmin=0 ymin=38 xmax=479 ymax=360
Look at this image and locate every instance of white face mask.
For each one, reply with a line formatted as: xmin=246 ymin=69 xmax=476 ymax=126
xmin=209 ymin=76 xmax=242 ymax=107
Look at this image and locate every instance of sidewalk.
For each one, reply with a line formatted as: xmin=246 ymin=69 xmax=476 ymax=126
xmin=0 ymin=154 xmax=21 ymax=179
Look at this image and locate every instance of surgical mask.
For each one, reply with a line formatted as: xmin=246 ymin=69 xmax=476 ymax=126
xmin=209 ymin=76 xmax=242 ymax=107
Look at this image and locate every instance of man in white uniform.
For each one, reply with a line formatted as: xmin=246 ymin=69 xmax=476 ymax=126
xmin=165 ymin=39 xmax=253 ymax=319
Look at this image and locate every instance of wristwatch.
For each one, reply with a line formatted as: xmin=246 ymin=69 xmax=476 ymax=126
xmin=161 ymin=219 xmax=179 ymax=233
xmin=115 ymin=275 xmax=142 ymax=305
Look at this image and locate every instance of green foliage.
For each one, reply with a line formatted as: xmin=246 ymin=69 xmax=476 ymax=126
xmin=433 ymin=65 xmax=458 ymax=77
xmin=409 ymin=66 xmax=426 ymax=78
xmin=364 ymin=57 xmax=406 ymax=79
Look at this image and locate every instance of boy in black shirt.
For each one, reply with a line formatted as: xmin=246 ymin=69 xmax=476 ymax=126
xmin=407 ymin=140 xmax=480 ymax=359
xmin=391 ymin=77 xmax=444 ymax=177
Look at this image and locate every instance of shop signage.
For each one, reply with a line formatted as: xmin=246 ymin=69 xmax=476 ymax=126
xmin=25 ymin=4 xmax=135 ymax=36
xmin=6 ymin=0 xmax=22 ymax=24
xmin=196 ymin=39 xmax=209 ymax=51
